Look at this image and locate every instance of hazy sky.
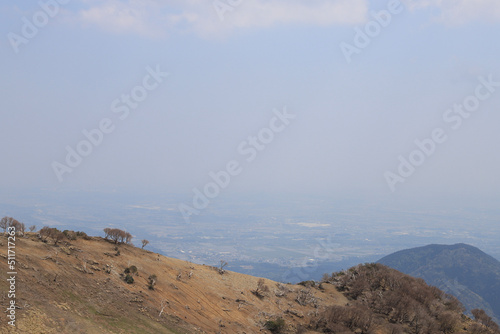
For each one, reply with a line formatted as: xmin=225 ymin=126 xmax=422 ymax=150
xmin=1 ymin=0 xmax=500 ymax=203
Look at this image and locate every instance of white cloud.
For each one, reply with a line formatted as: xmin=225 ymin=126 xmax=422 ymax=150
xmin=75 ymin=0 xmax=368 ymax=38
xmin=78 ymin=0 xmax=167 ymax=38
xmin=404 ymin=0 xmax=500 ymax=25
xmin=220 ymin=1 xmax=368 ymax=27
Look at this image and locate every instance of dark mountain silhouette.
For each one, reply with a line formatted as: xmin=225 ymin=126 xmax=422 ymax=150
xmin=378 ymin=243 xmax=500 ymax=323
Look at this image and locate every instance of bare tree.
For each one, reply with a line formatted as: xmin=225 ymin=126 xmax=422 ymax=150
xmin=141 ymin=239 xmax=149 ymax=249
xmin=218 ymin=260 xmax=228 ymax=275
xmin=39 ymin=226 xmax=51 ymax=241
xmin=0 ymin=216 xmax=9 ymax=234
xmin=159 ymin=300 xmax=168 ymax=317
xmin=9 ymin=220 xmax=25 ymax=236
xmin=118 ymin=230 xmax=126 ymax=243
xmin=472 ymin=309 xmax=500 ymax=331
xmin=17 ymin=222 xmax=25 ymax=236
xmin=111 ymin=229 xmax=120 ymax=243
xmin=106 ymin=228 xmax=132 ymax=245
xmin=148 ymin=274 xmax=157 ymax=290
xmin=38 ymin=226 xmax=64 ymax=245
xmin=321 ymin=273 xmax=331 ymax=283
xmin=274 ymin=283 xmax=291 ymax=297
xmin=252 ymin=278 xmax=270 ymax=298
xmin=296 ymin=288 xmax=316 ymax=306
xmin=125 ymin=232 xmax=133 ymax=244
xmin=103 ymin=227 xmax=111 ymax=239
xmin=53 ymin=230 xmax=65 ymax=245
xmin=1 ymin=217 xmax=20 ymax=235
xmin=108 ymin=229 xmax=121 ymax=244
xmin=29 ymin=225 xmax=37 ymax=232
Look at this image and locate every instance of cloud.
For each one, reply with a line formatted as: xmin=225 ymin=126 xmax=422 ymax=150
xmin=75 ymin=0 xmax=369 ymax=38
xmin=218 ymin=1 xmax=368 ymax=27
xmin=404 ymin=0 xmax=500 ymax=25
xmin=77 ymin=0 xmax=168 ymax=38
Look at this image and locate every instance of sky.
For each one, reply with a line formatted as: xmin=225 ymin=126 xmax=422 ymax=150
xmin=1 ymin=0 xmax=500 ymax=206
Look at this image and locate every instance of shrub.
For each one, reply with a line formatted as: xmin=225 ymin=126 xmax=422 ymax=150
xmin=252 ymin=278 xmax=270 ymax=299
xmin=298 ymin=280 xmax=316 ymax=288
xmin=63 ymin=230 xmax=77 ymax=240
xmin=39 ymin=227 xmax=64 ymax=245
xmin=472 ymin=309 xmax=500 ymax=331
xmin=265 ymin=318 xmax=285 ymax=333
xmin=124 ymin=265 xmax=138 ymax=275
xmin=76 ymin=231 xmax=91 ymax=240
xmin=39 ymin=226 xmax=52 ymax=241
xmin=103 ymin=228 xmax=132 ymax=244
xmin=275 ymin=283 xmax=291 ymax=297
xmin=218 ymin=260 xmax=228 ymax=275
xmin=124 ymin=274 xmax=134 ymax=284
xmin=313 ymin=264 xmax=476 ymax=334
xmin=296 ymin=288 xmax=316 ymax=306
xmin=148 ymin=274 xmax=157 ymax=290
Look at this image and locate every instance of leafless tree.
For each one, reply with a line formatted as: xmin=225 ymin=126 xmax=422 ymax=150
xmin=53 ymin=230 xmax=65 ymax=245
xmin=218 ymin=260 xmax=228 ymax=275
xmin=106 ymin=228 xmax=132 ymax=244
xmin=1 ymin=217 xmax=20 ymax=235
xmin=118 ymin=230 xmax=126 ymax=243
xmin=148 ymin=274 xmax=157 ymax=290
xmin=108 ymin=228 xmax=122 ymax=244
xmin=252 ymin=278 xmax=270 ymax=298
xmin=472 ymin=309 xmax=500 ymax=331
xmin=9 ymin=220 xmax=25 ymax=236
xmin=321 ymin=273 xmax=331 ymax=283
xmin=29 ymin=225 xmax=37 ymax=232
xmin=38 ymin=226 xmax=64 ymax=245
xmin=159 ymin=300 xmax=168 ymax=317
xmin=125 ymin=232 xmax=133 ymax=244
xmin=0 ymin=216 xmax=14 ymax=233
xmin=103 ymin=227 xmax=111 ymax=239
xmin=274 ymin=283 xmax=291 ymax=297
xmin=109 ymin=229 xmax=120 ymax=243
xmin=39 ymin=226 xmax=51 ymax=241
xmin=296 ymin=288 xmax=317 ymax=306
xmin=141 ymin=239 xmax=149 ymax=249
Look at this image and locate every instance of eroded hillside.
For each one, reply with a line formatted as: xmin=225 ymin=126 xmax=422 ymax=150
xmin=1 ymin=232 xmax=499 ymax=334
xmin=0 ymin=232 xmax=345 ymax=333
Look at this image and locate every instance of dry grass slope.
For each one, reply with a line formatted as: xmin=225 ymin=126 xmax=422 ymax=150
xmin=0 ymin=233 xmax=346 ymax=334
xmin=1 ymin=232 xmax=498 ymax=334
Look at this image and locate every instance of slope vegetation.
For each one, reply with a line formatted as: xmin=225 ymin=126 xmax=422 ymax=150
xmin=1 ymin=234 xmax=498 ymax=333
xmin=378 ymin=243 xmax=500 ymax=322
xmin=0 ymin=232 xmax=345 ymax=333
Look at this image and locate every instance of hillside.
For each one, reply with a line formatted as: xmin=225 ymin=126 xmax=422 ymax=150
xmin=0 ymin=231 xmax=347 ymax=333
xmin=1 ymin=232 xmax=499 ymax=333
xmin=378 ymin=243 xmax=500 ymax=323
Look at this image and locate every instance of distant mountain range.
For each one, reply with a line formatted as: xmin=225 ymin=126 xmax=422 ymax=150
xmin=378 ymin=243 xmax=500 ymax=323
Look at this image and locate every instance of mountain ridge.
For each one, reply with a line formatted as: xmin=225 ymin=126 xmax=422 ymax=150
xmin=378 ymin=243 xmax=500 ymax=323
